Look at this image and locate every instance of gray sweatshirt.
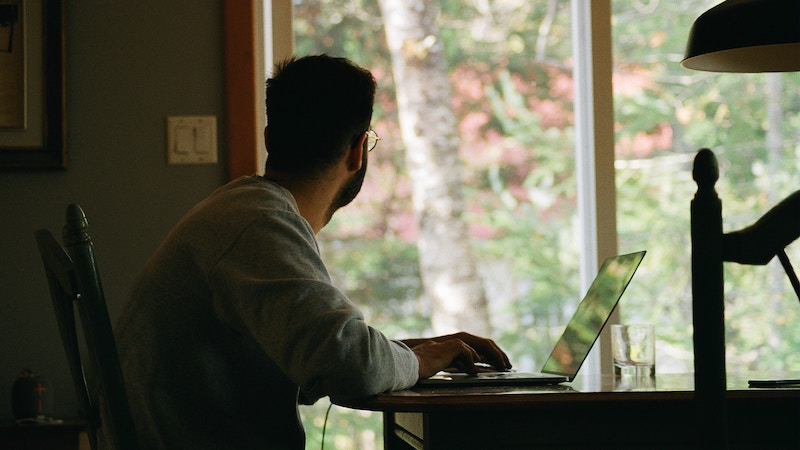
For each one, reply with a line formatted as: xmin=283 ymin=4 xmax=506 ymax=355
xmin=106 ymin=175 xmax=418 ymax=449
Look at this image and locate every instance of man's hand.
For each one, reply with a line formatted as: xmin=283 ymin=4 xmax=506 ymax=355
xmin=403 ymin=332 xmax=512 ymax=379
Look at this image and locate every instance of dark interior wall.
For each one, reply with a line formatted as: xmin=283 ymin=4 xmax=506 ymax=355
xmin=1 ymin=0 xmax=228 ymax=420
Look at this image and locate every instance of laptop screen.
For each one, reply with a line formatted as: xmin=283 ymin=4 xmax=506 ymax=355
xmin=541 ymin=250 xmax=646 ymax=379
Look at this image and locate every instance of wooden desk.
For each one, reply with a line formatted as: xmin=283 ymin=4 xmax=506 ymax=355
xmin=339 ymin=373 xmax=800 ymax=449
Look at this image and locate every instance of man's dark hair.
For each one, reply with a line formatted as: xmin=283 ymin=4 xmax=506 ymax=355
xmin=265 ymin=54 xmax=376 ymax=177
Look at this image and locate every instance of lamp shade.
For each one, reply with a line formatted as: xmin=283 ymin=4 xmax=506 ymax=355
xmin=682 ymin=0 xmax=800 ymax=72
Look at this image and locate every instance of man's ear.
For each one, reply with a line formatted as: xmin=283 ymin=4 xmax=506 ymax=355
xmin=346 ymin=133 xmax=367 ymax=171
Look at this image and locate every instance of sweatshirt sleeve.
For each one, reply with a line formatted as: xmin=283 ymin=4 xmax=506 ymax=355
xmin=207 ymin=211 xmax=419 ymax=402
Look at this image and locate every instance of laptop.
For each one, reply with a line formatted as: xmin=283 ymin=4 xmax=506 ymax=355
xmin=415 ymin=250 xmax=646 ymax=387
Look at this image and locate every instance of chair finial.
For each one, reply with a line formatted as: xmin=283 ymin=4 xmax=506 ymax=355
xmin=63 ymin=203 xmax=90 ymax=247
xmin=692 ymin=148 xmax=719 ymax=189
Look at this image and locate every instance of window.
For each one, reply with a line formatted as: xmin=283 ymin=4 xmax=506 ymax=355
xmin=612 ymin=0 xmax=800 ymax=374
xmin=286 ymin=0 xmax=613 ymax=373
xmin=264 ymin=0 xmax=612 ymax=447
xmin=246 ymin=0 xmax=800 ymax=447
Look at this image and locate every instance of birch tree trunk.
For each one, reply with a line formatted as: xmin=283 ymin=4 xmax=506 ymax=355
xmin=378 ymin=0 xmax=490 ymax=336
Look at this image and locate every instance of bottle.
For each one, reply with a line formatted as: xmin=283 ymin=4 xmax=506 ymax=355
xmin=11 ymin=368 xmax=53 ymax=421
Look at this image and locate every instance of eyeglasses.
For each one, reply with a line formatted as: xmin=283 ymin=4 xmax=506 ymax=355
xmin=365 ymin=129 xmax=381 ymax=152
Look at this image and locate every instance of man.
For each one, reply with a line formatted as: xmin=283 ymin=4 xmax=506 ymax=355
xmin=109 ymin=55 xmax=510 ymax=449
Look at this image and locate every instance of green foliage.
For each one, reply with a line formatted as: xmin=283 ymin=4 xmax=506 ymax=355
xmin=318 ymin=236 xmax=430 ymax=337
xmin=300 ymin=399 xmax=383 ymax=450
xmin=613 ymin=1 xmax=800 ymax=374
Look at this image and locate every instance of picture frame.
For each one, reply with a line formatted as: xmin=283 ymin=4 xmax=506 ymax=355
xmin=0 ymin=0 xmax=65 ymax=169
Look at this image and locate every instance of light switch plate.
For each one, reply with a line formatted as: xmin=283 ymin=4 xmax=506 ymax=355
xmin=166 ymin=115 xmax=218 ymax=164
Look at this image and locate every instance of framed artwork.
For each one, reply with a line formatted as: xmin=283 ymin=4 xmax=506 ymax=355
xmin=0 ymin=0 xmax=65 ymax=169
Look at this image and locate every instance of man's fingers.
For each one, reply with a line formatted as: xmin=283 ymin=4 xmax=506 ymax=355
xmin=413 ymin=333 xmax=514 ymax=379
xmin=450 ymin=336 xmax=507 ymax=369
xmin=452 ymin=340 xmax=481 ymax=373
xmin=452 ymin=332 xmax=512 ymax=370
xmin=413 ymin=338 xmax=482 ymax=378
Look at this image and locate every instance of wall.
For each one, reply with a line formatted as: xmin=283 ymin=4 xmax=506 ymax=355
xmin=0 ymin=0 xmax=228 ymax=420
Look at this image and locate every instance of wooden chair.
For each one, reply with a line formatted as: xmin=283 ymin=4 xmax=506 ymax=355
xmin=34 ymin=204 xmax=139 ymax=450
xmin=691 ymin=149 xmax=800 ymax=448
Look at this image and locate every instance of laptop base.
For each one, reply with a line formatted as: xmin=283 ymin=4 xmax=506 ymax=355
xmin=416 ymin=370 xmax=568 ymax=387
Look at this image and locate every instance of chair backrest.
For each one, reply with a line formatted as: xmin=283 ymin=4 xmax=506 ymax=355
xmin=690 ymin=148 xmax=727 ymax=447
xmin=690 ymin=149 xmax=800 ymax=448
xmin=34 ymin=204 xmax=138 ymax=450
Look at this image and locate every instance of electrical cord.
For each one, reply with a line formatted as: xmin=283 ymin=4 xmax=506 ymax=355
xmin=320 ymin=402 xmax=334 ymax=450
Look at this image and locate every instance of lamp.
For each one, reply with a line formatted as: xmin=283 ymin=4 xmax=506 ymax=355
xmin=682 ymin=0 xmax=800 ymax=72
